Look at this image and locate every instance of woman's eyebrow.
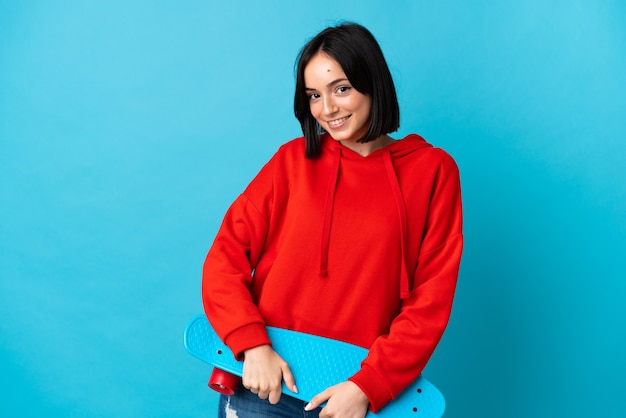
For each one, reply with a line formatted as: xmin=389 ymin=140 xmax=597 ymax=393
xmin=305 ymin=78 xmax=350 ymax=91
xmin=326 ymin=78 xmax=349 ymax=87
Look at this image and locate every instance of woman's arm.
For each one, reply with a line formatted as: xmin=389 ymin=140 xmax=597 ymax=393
xmin=350 ymin=152 xmax=464 ymax=412
xmin=202 ymin=153 xmax=279 ymax=359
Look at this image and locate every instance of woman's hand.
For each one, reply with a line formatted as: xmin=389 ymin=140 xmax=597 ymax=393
xmin=305 ymin=381 xmax=369 ymax=418
xmin=242 ymin=344 xmax=297 ymax=404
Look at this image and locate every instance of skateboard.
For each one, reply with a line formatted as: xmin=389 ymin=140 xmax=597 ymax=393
xmin=184 ymin=314 xmax=445 ymax=417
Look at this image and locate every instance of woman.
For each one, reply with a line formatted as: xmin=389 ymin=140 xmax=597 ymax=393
xmin=202 ymin=22 xmax=463 ymax=418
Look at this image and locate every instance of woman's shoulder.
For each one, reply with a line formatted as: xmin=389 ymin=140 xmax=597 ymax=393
xmin=261 ymin=136 xmax=308 ymax=172
xmin=276 ymin=136 xmax=306 ymax=156
xmin=397 ymin=134 xmax=458 ymax=166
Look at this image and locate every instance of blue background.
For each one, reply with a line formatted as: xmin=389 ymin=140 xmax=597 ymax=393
xmin=1 ymin=1 xmax=625 ymax=417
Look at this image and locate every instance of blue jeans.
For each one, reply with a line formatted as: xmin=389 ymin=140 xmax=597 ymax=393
xmin=218 ymin=385 xmax=322 ymax=418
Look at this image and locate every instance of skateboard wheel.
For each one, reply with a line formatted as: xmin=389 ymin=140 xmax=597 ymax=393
xmin=208 ymin=367 xmax=239 ymax=395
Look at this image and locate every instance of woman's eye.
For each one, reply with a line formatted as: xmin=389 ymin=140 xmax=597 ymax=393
xmin=336 ymin=86 xmax=351 ymax=94
xmin=308 ymin=93 xmax=320 ymax=100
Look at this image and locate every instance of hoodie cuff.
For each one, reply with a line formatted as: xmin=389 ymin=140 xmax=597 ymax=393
xmin=349 ymin=365 xmax=393 ymax=413
xmin=224 ymin=323 xmax=271 ymax=360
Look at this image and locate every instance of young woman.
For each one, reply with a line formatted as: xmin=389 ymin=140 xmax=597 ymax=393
xmin=202 ymin=23 xmax=463 ymax=418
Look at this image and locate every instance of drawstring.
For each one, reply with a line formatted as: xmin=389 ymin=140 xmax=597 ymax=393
xmin=319 ymin=146 xmax=341 ymax=277
xmin=383 ymin=150 xmax=411 ymax=299
xmin=319 ymin=146 xmax=411 ymax=299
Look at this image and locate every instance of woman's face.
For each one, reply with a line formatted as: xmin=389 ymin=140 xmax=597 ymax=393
xmin=304 ymin=52 xmax=371 ymax=144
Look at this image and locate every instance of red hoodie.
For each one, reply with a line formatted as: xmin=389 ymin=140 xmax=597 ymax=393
xmin=202 ymin=133 xmax=463 ymax=412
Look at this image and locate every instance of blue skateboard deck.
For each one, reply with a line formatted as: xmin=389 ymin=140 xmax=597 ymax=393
xmin=184 ymin=314 xmax=445 ymax=417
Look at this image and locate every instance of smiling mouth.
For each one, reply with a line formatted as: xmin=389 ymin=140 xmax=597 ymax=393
xmin=327 ymin=116 xmax=350 ymax=128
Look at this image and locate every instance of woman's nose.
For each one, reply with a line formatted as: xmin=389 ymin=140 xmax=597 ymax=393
xmin=322 ymin=96 xmax=337 ymax=115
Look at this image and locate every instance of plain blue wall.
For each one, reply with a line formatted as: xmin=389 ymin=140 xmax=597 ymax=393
xmin=1 ymin=1 xmax=625 ymax=417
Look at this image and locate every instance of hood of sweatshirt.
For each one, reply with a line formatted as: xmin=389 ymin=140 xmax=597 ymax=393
xmin=318 ymin=133 xmax=433 ymax=299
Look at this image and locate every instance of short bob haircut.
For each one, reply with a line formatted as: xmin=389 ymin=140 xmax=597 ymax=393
xmin=294 ymin=23 xmax=400 ymax=158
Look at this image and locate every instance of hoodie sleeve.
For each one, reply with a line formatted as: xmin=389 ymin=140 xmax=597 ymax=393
xmin=349 ymin=150 xmax=463 ymax=412
xmin=201 ymin=156 xmax=277 ymax=360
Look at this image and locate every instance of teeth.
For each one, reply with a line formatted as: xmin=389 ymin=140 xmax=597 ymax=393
xmin=328 ymin=116 xmax=348 ymax=127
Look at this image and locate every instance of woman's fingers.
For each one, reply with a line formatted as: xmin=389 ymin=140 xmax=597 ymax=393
xmin=242 ymin=344 xmax=297 ymax=404
xmin=281 ymin=361 xmax=298 ymax=394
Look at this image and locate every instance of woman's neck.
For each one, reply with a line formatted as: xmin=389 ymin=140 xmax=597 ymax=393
xmin=339 ymin=135 xmax=395 ymax=157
